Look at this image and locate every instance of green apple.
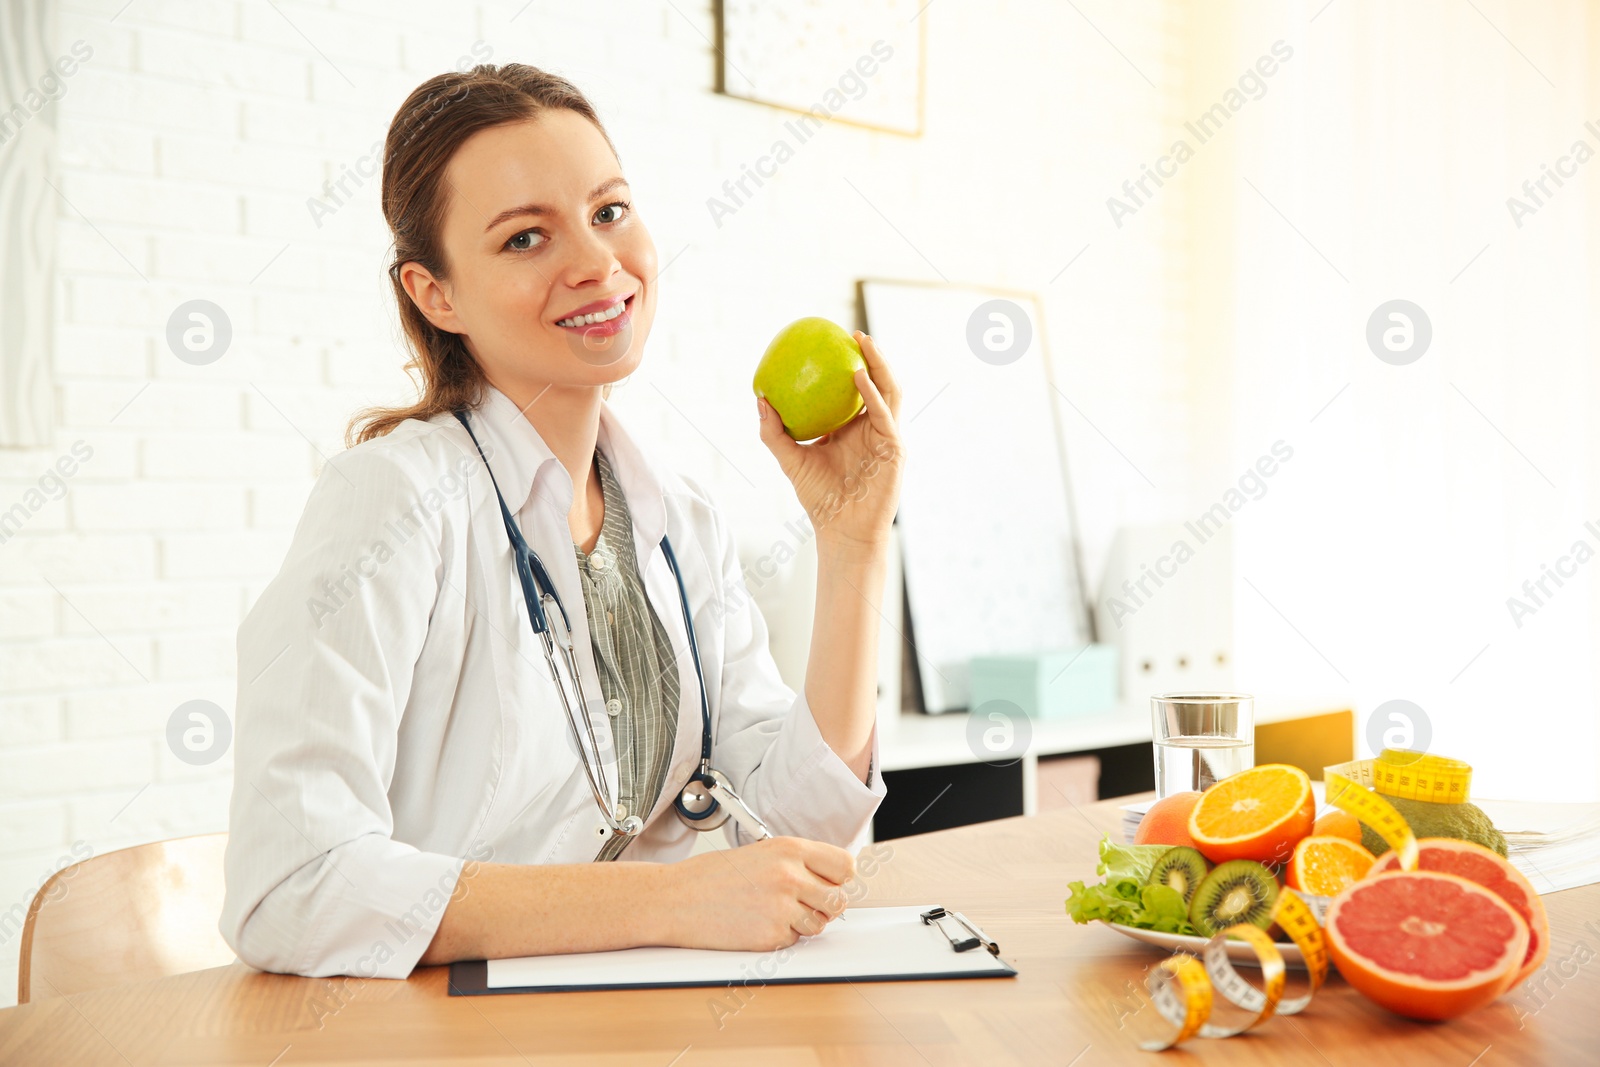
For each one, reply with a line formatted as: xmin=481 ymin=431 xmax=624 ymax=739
xmin=752 ymin=317 xmax=866 ymax=441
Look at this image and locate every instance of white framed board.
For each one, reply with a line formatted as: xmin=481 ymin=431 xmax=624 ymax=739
xmin=859 ymin=280 xmax=1091 ymax=713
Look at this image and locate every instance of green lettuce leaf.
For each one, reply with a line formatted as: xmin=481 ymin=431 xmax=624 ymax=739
xmin=1065 ymin=836 xmax=1201 ymax=936
xmin=1095 ymin=836 xmax=1177 ymax=883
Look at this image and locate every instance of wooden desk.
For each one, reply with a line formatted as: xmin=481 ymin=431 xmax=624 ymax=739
xmin=1 ymin=796 xmax=1593 ymax=1065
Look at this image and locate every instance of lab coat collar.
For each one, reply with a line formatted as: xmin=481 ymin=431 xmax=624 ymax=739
xmin=458 ymin=381 xmax=685 ymax=828
xmin=467 ymin=382 xmax=669 ymax=561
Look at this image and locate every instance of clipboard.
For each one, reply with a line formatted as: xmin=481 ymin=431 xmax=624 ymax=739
xmin=448 ymin=905 xmax=1016 ymax=995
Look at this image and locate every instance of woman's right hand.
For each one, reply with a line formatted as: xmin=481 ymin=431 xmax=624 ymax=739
xmin=657 ymin=836 xmax=857 ymax=951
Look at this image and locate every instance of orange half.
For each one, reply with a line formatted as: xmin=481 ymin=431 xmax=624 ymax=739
xmin=1187 ymin=763 xmax=1315 ymax=865
xmin=1287 ymin=835 xmax=1375 ymax=896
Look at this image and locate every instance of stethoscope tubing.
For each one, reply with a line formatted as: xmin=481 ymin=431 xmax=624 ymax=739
xmin=452 ymin=408 xmax=720 ymax=839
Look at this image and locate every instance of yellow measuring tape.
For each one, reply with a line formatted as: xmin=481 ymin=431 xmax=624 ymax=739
xmin=1323 ymin=748 xmax=1474 ymax=872
xmin=1138 ymin=889 xmax=1328 ymax=1051
xmin=1369 ymin=749 xmax=1473 ymax=804
xmin=1135 ymin=750 xmax=1474 ymax=1050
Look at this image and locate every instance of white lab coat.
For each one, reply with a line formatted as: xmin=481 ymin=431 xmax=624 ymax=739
xmin=220 ymin=383 xmax=887 ymax=980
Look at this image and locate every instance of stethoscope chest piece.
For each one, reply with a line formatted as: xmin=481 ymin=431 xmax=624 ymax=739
xmin=676 ymin=767 xmax=732 ymax=831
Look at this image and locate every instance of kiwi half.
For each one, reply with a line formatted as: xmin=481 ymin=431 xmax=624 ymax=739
xmin=1188 ymin=859 xmax=1279 ymax=937
xmin=1146 ymin=846 xmax=1210 ymax=906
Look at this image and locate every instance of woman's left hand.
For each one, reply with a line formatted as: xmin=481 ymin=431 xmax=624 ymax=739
xmin=756 ymin=331 xmax=904 ymax=555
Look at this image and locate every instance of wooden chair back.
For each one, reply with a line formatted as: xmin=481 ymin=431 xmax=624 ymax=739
xmin=17 ymin=832 xmax=234 ymax=1003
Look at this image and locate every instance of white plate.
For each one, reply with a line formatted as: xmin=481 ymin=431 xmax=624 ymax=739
xmin=1101 ymin=922 xmax=1309 ymax=969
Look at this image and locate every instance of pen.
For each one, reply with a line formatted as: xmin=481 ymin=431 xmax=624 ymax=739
xmin=707 ymin=776 xmax=774 ymax=841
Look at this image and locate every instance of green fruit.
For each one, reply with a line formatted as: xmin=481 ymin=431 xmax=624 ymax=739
xmin=752 ymin=317 xmax=866 ymax=441
xmin=1188 ymin=860 xmax=1279 ymax=938
xmin=1146 ymin=846 xmax=1210 ymax=906
xmin=1361 ymin=795 xmax=1507 ymax=858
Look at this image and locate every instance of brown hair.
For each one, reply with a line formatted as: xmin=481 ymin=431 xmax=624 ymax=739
xmin=345 ymin=64 xmax=619 ymax=448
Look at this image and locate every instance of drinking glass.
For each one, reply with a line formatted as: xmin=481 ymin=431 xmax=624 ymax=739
xmin=1151 ymin=692 xmax=1254 ymax=797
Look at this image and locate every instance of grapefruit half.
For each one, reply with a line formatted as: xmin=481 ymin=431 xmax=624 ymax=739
xmin=1325 ymin=870 xmax=1529 ymax=1021
xmin=1372 ymin=837 xmax=1548 ymax=989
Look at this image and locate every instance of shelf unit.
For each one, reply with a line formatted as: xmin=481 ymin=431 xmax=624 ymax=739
xmin=869 ymin=694 xmax=1354 ymax=836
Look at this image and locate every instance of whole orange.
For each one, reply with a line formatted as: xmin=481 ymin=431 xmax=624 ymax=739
xmin=1133 ymin=791 xmax=1203 ymax=847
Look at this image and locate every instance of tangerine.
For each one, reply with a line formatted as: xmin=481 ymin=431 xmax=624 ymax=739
xmin=1313 ymin=808 xmax=1362 ymax=843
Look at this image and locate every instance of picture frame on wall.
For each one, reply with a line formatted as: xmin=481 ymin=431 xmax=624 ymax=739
xmin=713 ymin=0 xmax=926 ymax=136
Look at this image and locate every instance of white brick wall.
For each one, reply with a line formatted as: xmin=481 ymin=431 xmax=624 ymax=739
xmin=0 ymin=0 xmax=1190 ymax=1003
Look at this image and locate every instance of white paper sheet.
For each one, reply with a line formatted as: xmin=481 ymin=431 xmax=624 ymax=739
xmin=484 ymin=904 xmax=1014 ymax=991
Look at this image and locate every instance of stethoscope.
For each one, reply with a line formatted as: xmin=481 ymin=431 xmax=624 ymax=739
xmin=453 ymin=408 xmax=773 ymax=842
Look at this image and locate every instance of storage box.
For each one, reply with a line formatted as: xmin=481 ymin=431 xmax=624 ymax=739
xmin=968 ymin=645 xmax=1119 ymax=719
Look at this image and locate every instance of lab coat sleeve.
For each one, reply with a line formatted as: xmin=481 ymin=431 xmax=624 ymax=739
xmin=220 ymin=443 xmax=467 ymax=980
xmin=697 ymin=489 xmax=888 ymax=853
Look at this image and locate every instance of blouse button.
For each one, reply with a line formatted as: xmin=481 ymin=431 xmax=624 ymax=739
xmin=605 ymin=697 xmax=622 ymax=717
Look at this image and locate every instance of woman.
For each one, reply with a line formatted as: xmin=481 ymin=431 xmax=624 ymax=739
xmin=219 ymin=63 xmax=904 ymax=980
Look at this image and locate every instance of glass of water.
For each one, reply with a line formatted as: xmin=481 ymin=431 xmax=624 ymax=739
xmin=1151 ymin=692 xmax=1255 ymax=798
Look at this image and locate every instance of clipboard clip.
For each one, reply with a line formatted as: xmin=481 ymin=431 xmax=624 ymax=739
xmin=920 ymin=907 xmax=1000 ymax=956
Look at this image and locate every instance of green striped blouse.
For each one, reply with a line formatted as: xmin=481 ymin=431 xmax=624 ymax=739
xmin=574 ymin=446 xmax=681 ymax=862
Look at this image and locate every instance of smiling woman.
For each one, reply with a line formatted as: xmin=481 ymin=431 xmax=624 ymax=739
xmin=346 ymin=66 xmax=651 ymax=447
xmin=221 ymin=63 xmax=907 ymax=981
